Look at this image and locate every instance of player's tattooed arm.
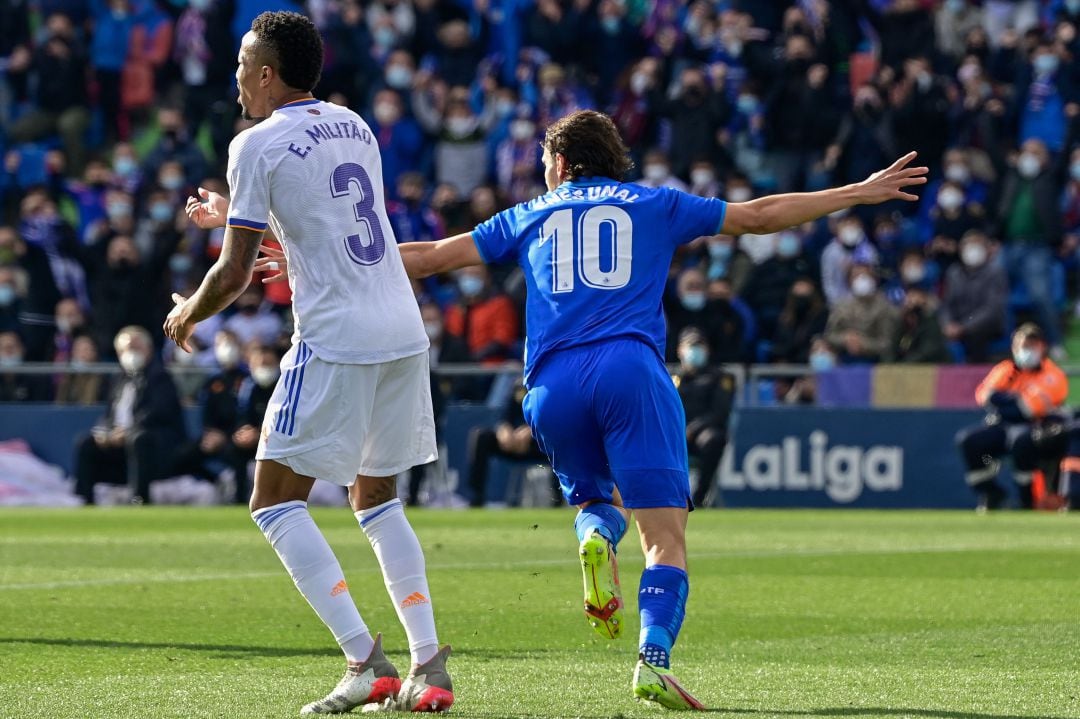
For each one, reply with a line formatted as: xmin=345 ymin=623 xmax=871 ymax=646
xmin=720 ymin=151 xmax=929 ymax=235
xmin=399 ymin=232 xmax=484 ymax=278
xmin=164 ymin=226 xmax=263 ymax=351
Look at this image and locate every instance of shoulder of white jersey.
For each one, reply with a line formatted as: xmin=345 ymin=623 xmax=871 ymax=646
xmin=227 ymin=115 xmax=295 ymax=168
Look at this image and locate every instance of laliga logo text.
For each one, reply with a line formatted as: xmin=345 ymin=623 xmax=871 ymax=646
xmin=719 ymin=430 xmax=903 ymax=503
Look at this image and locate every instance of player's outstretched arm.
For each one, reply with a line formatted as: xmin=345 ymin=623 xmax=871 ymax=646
xmin=164 ymin=226 xmax=264 ymax=351
xmin=185 ymin=187 xmax=230 ymax=230
xmin=720 ymin=151 xmax=928 ymax=236
xmin=399 ymin=233 xmax=484 ymax=279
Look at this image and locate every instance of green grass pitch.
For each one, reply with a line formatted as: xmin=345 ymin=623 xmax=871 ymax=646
xmin=1 ymin=508 xmax=1079 ymax=719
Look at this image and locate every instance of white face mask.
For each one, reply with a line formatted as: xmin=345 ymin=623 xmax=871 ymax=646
xmin=851 ymin=274 xmax=876 ymax=298
xmin=901 ymin=263 xmax=925 ymax=284
xmin=424 ymin=321 xmax=442 ymax=340
xmin=119 ymin=350 xmax=146 ymax=374
xmin=944 ymin=164 xmax=970 ymax=184
xmin=445 ymin=117 xmax=475 ymax=139
xmin=373 ymin=102 xmax=400 ymax=126
xmin=961 ymin=243 xmax=987 ymax=267
xmin=839 ymin=226 xmax=863 ymax=247
xmin=938 ymin=188 xmax=964 ymax=211
xmin=215 ymin=343 xmax=240 ymax=369
xmin=643 ymin=164 xmax=668 ymax=182
xmin=251 ymin=366 xmax=279 ymax=387
xmin=1017 ymin=152 xmax=1042 ymax=179
xmin=510 ymin=120 xmax=535 ymax=142
xmin=630 ymin=73 xmax=650 ymax=95
xmin=727 ymin=187 xmax=752 ymax=203
xmin=691 ymin=169 xmax=715 ymax=186
xmin=1013 ymin=346 xmax=1042 ymax=369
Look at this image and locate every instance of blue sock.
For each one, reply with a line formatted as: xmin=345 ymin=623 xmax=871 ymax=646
xmin=638 ymin=564 xmax=689 ymax=669
xmin=574 ymin=503 xmax=627 ymax=551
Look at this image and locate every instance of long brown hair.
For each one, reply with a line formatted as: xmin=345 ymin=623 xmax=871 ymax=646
xmin=543 ymin=110 xmax=634 ymax=181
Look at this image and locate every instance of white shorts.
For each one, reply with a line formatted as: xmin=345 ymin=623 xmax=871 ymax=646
xmin=256 ymin=341 xmax=437 ymax=485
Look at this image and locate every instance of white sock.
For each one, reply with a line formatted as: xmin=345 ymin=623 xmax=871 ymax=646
xmin=356 ymin=499 xmax=439 ymax=665
xmin=253 ymin=500 xmax=374 ymax=662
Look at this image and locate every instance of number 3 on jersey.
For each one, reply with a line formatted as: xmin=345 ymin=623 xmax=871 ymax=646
xmin=544 ymin=206 xmax=632 ymax=293
xmin=330 ymin=162 xmax=385 ymax=265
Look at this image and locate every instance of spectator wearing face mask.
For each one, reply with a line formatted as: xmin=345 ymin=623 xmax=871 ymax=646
xmin=0 ymin=331 xmax=50 ymax=401
xmin=886 ymin=286 xmax=951 ymax=363
xmin=495 ymin=108 xmax=544 ymax=204
xmin=171 ymin=330 xmax=253 ymax=503
xmin=742 ymin=229 xmax=817 ymax=341
xmin=700 ymin=236 xmax=753 ymax=295
xmin=647 ymin=67 xmax=730 ymax=179
xmin=936 ymin=0 xmax=984 ymax=60
xmin=55 ymin=335 xmax=108 ymax=405
xmin=891 ymin=56 xmax=951 ymax=179
xmin=444 ymin=265 xmax=520 ymax=364
xmin=73 ymin=326 xmax=186 ymax=504
xmin=664 ymin=267 xmax=746 ymax=364
xmin=687 ymin=159 xmax=721 ymax=199
xmin=940 ymin=231 xmax=1007 ymax=363
xmin=7 ymin=12 xmax=90 ymax=173
xmin=955 ymin=323 xmax=1068 ymax=510
xmin=1018 ymin=41 xmax=1074 ymax=153
xmin=673 ymin=327 xmax=735 ymax=508
xmin=414 ymin=84 xmax=496 ymax=196
xmin=141 ymin=108 xmax=208 ymax=190
xmin=771 ymin=279 xmax=828 ymax=364
xmin=133 ymin=188 xmax=181 ymax=260
xmin=387 ymin=172 xmax=445 ymax=246
xmin=921 ymin=148 xmax=990 ymax=221
xmin=223 ymin=285 xmax=282 ymax=347
xmin=50 ymin=298 xmax=87 ymax=363
xmin=888 ymin=248 xmax=940 ymax=305
xmin=927 ymin=179 xmax=984 ymax=244
xmin=637 ymin=149 xmax=688 ymax=191
xmin=0 ymin=266 xmax=26 ymax=338
xmin=91 ymin=233 xmax=180 ymax=356
xmin=824 ymin=265 xmax=898 ymax=364
xmin=824 ymin=84 xmax=897 ymax=187
xmin=820 ymin=216 xmax=879 ymax=306
xmin=993 ymin=138 xmax=1066 ymax=354
xmin=370 ymin=89 xmax=425 ymax=201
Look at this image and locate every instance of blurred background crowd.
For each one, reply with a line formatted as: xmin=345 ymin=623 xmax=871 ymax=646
xmin=2 ymin=0 xmax=1080 ymax=409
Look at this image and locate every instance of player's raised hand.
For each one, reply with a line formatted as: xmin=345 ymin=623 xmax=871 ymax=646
xmin=185 ymin=187 xmax=229 ymax=230
xmin=163 ymin=293 xmax=195 ymax=353
xmin=855 ymin=151 xmax=929 ymax=204
xmin=253 ymin=244 xmax=288 ymax=284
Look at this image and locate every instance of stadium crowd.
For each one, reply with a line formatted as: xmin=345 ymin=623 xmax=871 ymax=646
xmin=1 ymin=0 xmax=1080 ymax=406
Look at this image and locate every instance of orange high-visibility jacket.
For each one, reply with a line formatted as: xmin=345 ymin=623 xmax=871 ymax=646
xmin=975 ymin=359 xmax=1068 ymax=419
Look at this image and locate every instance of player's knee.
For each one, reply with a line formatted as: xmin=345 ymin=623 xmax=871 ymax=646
xmin=349 ymin=475 xmax=397 ymax=511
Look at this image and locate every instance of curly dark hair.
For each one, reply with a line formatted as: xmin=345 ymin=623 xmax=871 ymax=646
xmin=543 ymin=110 xmax=634 ymax=182
xmin=250 ymin=11 xmax=323 ymax=92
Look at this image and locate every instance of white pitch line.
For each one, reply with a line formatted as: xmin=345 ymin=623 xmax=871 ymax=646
xmin=1 ymin=543 xmax=1071 ymax=592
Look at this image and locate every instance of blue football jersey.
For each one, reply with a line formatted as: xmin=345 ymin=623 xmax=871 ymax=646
xmin=472 ymin=177 xmax=727 ymax=383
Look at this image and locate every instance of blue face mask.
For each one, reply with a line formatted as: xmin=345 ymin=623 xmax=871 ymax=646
xmin=708 ymin=243 xmax=733 ymax=261
xmin=682 ymin=345 xmax=708 ymax=369
xmin=680 ymin=292 xmax=707 ymax=312
xmin=169 ymin=253 xmax=193 ymax=274
xmin=114 ymin=156 xmax=137 ymax=177
xmin=777 ymin=233 xmax=801 ymax=258
xmin=0 ymin=285 xmax=15 ymax=307
xmin=600 ymin=16 xmax=620 ymax=34
xmin=150 ymin=202 xmax=173 ymax=223
xmin=458 ymin=275 xmax=484 ymax=298
xmin=809 ymin=351 xmax=835 ymax=371
xmin=1070 ymin=162 xmax=1080 ymax=182
xmin=1034 ymin=54 xmax=1059 ymax=76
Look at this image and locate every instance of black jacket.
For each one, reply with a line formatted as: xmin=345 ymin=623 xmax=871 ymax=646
xmin=675 ymin=367 xmax=736 ymax=442
xmin=104 ymin=360 xmax=186 ymax=442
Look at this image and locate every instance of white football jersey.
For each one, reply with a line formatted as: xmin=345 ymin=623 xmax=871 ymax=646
xmin=225 ymin=99 xmax=428 ymax=364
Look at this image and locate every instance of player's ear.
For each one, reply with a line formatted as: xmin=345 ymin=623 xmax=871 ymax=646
xmin=260 ymin=64 xmax=273 ymax=87
xmin=555 ymin=153 xmax=569 ymax=180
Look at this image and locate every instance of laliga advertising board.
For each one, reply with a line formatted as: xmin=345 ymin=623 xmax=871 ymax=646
xmin=718 ymin=408 xmax=993 ymax=508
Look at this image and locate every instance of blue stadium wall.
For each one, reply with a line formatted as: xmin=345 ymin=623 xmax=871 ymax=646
xmin=0 ymin=405 xmax=992 ymax=509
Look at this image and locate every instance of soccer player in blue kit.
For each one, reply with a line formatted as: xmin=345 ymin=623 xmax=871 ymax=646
xmin=259 ymin=110 xmax=927 ymax=709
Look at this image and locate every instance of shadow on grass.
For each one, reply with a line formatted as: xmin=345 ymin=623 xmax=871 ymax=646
xmin=0 ymin=637 xmax=338 ymax=659
xmin=708 ymin=708 xmax=1074 ymax=719
xmin=0 ymin=638 xmax=562 ymax=662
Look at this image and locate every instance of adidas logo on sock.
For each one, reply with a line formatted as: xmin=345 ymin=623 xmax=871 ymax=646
xmin=330 ymin=579 xmax=349 ymax=597
xmin=400 ymin=591 xmax=429 ymax=608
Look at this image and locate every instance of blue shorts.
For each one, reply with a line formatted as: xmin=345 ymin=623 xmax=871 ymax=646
xmin=522 ymin=337 xmax=690 ymax=509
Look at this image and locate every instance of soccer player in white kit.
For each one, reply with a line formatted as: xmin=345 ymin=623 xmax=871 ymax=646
xmin=164 ymin=11 xmax=453 ymax=714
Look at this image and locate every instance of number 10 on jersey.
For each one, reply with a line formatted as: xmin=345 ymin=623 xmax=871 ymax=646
xmin=544 ymin=206 xmax=633 ymax=293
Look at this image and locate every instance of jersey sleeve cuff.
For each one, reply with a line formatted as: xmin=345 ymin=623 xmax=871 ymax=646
xmin=226 ymin=217 xmax=268 ymax=232
xmin=715 ymin=200 xmax=728 ymax=235
xmin=471 ymin=230 xmax=493 ymax=264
